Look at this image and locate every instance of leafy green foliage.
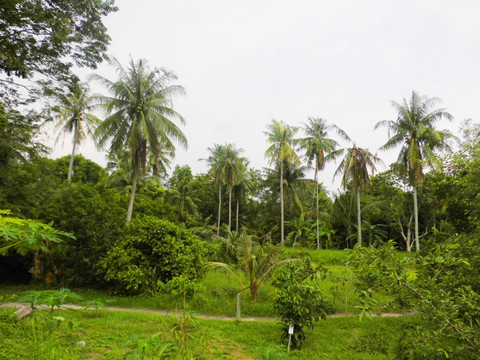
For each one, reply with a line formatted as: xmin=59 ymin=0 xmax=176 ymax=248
xmin=272 ymin=258 xmax=329 ymax=348
xmin=0 ymin=0 xmax=116 ymax=80
xmin=286 ymin=214 xmax=315 ymax=247
xmin=167 ymin=165 xmax=199 ymax=223
xmin=0 ymin=209 xmax=74 ymax=256
xmin=349 ymin=329 xmax=389 ymax=355
xmin=0 ymin=157 xmax=62 ymax=218
xmin=0 ymin=104 xmax=45 ymax=167
xmin=38 ymin=181 xmax=125 ymax=287
xmin=131 ymin=183 xmax=178 ymax=223
xmin=19 ymin=288 xmax=82 ymax=311
xmin=98 ymin=217 xmax=205 ymax=294
xmin=258 ymin=345 xmax=289 ymax=359
xmin=124 ymin=333 xmax=174 ymax=359
xmin=213 ymin=226 xmax=243 ymax=264
xmin=52 ymin=154 xmax=107 ymax=184
xmin=158 ymin=275 xmax=205 ymax=307
xmin=207 ymin=231 xmax=290 ymax=301
xmin=349 ymin=240 xmax=480 ymax=359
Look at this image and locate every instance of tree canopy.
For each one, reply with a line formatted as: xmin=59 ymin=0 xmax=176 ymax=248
xmin=0 ymin=0 xmax=116 ymax=81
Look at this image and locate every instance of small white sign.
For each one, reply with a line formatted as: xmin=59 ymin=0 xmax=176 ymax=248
xmin=288 ymin=325 xmax=294 ymax=334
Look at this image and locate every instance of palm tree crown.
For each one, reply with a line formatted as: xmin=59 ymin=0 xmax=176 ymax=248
xmin=46 ymin=81 xmax=100 ymax=181
xmin=375 ymin=90 xmax=454 ymax=187
xmin=93 ymin=58 xmax=187 ymax=222
xmin=335 ymin=145 xmax=382 ymax=247
xmin=335 ymin=146 xmax=381 ymax=195
xmin=264 ymin=120 xmax=299 ymax=166
xmin=205 ymin=143 xmax=246 ymax=233
xmin=300 ymin=117 xmax=348 ymax=177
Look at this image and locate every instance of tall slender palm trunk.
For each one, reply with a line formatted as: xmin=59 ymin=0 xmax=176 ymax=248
xmin=126 ymin=171 xmax=138 ymax=223
xmin=228 ymin=187 xmax=232 ymax=229
xmin=67 ymin=121 xmax=78 ymax=182
xmin=280 ymin=161 xmax=285 ymax=244
xmin=356 ymin=190 xmax=362 ymax=247
xmin=236 ymin=199 xmax=240 ymax=232
xmin=217 ymin=183 xmax=222 ymax=236
xmin=314 ymin=168 xmax=320 ymax=249
xmin=316 ymin=181 xmax=320 ymax=249
xmin=413 ymin=186 xmax=419 ymax=251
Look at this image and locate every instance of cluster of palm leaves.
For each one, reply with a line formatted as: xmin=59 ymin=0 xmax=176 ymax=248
xmin=44 ymin=58 xmax=187 ymax=222
xmin=208 ymin=228 xmax=295 ymax=301
xmin=44 ymin=60 xmax=456 ymax=250
xmin=203 ymin=143 xmax=248 ymax=235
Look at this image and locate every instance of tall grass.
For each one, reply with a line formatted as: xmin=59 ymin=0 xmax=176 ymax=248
xmin=0 ymin=306 xmax=419 ymax=359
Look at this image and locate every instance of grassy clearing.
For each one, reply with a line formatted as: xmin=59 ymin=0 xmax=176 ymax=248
xmin=280 ymin=247 xmax=353 ymax=265
xmin=0 ymin=306 xmax=418 ymax=359
xmin=0 ymin=248 xmax=411 ymax=317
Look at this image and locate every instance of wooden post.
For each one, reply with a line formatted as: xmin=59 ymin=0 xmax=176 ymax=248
xmin=236 ymin=293 xmax=241 ymax=320
xmin=287 ymin=324 xmax=294 ymax=352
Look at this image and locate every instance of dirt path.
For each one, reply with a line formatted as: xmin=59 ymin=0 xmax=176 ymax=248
xmin=1 ymin=302 xmax=416 ymax=322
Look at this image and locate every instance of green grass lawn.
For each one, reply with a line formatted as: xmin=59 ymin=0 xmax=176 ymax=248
xmin=0 ymin=248 xmax=418 ymax=358
xmin=0 ymin=247 xmax=411 ymax=317
xmin=0 ymin=306 xmax=418 ymax=359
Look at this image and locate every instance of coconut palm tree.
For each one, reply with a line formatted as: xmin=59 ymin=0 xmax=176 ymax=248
xmin=93 ymin=58 xmax=187 ymax=223
xmin=46 ymin=81 xmax=100 ymax=181
xmin=205 ymin=144 xmax=225 ymax=235
xmin=205 ymin=143 xmax=246 ymax=234
xmin=170 ymin=178 xmax=198 ymax=223
xmin=105 ymin=146 xmax=172 ymax=192
xmin=375 ymin=91 xmax=455 ymax=251
xmin=206 ymin=231 xmax=296 ymax=301
xmin=299 ymin=117 xmax=349 ymax=248
xmin=232 ymin=168 xmax=254 ymax=232
xmin=282 ymin=159 xmax=309 ymax=215
xmin=334 ymin=146 xmax=382 ymax=247
xmin=167 ymin=165 xmax=198 ymax=223
xmin=264 ymin=119 xmax=299 ymax=244
xmin=331 ymin=191 xmax=356 ymax=248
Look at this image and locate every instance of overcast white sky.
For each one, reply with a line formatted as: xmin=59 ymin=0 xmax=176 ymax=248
xmin=48 ymin=0 xmax=480 ymax=192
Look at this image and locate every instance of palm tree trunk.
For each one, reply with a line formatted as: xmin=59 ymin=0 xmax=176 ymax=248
xmin=228 ymin=186 xmax=232 ymax=230
xmin=217 ymin=183 xmax=222 ymax=236
xmin=67 ymin=121 xmax=78 ymax=182
xmin=413 ymin=186 xmax=419 ymax=251
xmin=356 ymin=190 xmax=362 ymax=247
xmin=236 ymin=199 xmax=240 ymax=232
xmin=126 ymin=170 xmax=138 ymax=223
xmin=315 ymin=170 xmax=320 ymax=249
xmin=280 ymin=161 xmax=285 ymax=244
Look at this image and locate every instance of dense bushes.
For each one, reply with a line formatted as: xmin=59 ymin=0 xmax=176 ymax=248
xmin=42 ymin=182 xmax=125 ymax=287
xmin=98 ymin=217 xmax=205 ymax=294
xmin=350 ymin=237 xmax=480 ymax=359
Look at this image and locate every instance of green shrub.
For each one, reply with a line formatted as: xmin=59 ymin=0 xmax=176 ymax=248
xmin=272 ymin=258 xmax=330 ymax=348
xmin=39 ymin=182 xmax=125 ymax=287
xmin=98 ymin=217 xmax=205 ymax=294
xmin=19 ymin=288 xmax=82 ymax=311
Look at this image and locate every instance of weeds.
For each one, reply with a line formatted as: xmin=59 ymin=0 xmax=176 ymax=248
xmin=19 ymin=288 xmax=82 ymax=312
